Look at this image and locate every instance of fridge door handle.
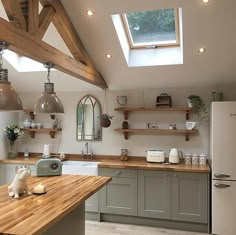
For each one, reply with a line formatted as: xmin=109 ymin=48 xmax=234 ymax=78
xmin=214 ymin=173 xmax=231 ymax=178
xmin=214 ymin=183 xmax=231 ymax=188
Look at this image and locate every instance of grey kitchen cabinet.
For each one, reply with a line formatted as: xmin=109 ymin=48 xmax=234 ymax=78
xmin=172 ymin=172 xmax=208 ymax=223
xmin=98 ymin=168 xmax=138 ymax=216
xmin=85 ymin=193 xmax=98 ymax=212
xmin=138 ymin=170 xmax=172 ymax=219
xmin=0 ymin=164 xmax=4 ymax=185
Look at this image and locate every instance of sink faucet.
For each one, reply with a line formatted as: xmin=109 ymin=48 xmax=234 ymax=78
xmin=82 ymin=142 xmax=94 ymax=160
xmin=85 ymin=142 xmax=89 ymax=155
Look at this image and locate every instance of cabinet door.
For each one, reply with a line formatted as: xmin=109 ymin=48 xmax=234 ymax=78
xmin=0 ymin=164 xmax=4 ymax=185
xmin=4 ymin=164 xmax=16 ymax=184
xmin=138 ymin=170 xmax=171 ymax=219
xmin=99 ymin=168 xmax=137 ymax=216
xmin=172 ymin=172 xmax=208 ymax=223
xmin=86 ymin=193 xmax=98 ymax=212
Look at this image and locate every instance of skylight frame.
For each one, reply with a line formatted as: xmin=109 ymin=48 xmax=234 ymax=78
xmin=122 ymin=8 xmax=180 ymax=49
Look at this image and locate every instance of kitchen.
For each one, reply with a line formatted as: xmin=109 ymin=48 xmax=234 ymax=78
xmin=0 ymin=0 xmax=235 ymax=235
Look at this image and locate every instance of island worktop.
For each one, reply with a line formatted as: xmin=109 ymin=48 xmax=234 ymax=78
xmin=0 ymin=175 xmax=111 ymax=235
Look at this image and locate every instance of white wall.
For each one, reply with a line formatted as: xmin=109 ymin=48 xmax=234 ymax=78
xmin=17 ymin=86 xmax=236 ymax=159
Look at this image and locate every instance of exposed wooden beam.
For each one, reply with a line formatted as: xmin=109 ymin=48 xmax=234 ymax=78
xmin=40 ymin=0 xmax=95 ymax=67
xmin=1 ymin=0 xmax=27 ymax=31
xmin=38 ymin=6 xmax=55 ymax=39
xmin=0 ymin=17 xmax=107 ymax=88
xmin=28 ymin=0 xmax=39 ymax=36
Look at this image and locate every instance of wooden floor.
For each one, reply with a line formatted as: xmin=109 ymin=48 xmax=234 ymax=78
xmin=85 ymin=220 xmax=209 ymax=235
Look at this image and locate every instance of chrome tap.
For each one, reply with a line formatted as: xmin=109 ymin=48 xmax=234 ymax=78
xmin=85 ymin=142 xmax=89 ymax=155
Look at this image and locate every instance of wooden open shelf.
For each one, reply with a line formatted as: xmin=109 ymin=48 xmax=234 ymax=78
xmin=114 ymin=107 xmax=192 ymax=120
xmin=115 ymin=128 xmax=199 ymax=141
xmin=22 ymin=128 xmax=62 ymax=138
xmin=23 ymin=109 xmax=56 ymax=120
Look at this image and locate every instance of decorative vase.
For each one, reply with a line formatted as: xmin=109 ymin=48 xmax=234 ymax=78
xmin=8 ymin=141 xmax=17 ymax=159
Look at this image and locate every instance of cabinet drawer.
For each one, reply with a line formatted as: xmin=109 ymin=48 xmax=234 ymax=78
xmin=99 ymin=168 xmax=137 ymax=178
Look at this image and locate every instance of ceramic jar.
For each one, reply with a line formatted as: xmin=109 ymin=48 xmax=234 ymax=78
xmin=192 ymin=153 xmax=199 ymax=165
xmin=31 ymin=121 xmax=37 ymax=129
xmin=184 ymin=153 xmax=192 ymax=165
xmin=199 ymin=153 xmax=207 ymax=165
xmin=23 ymin=119 xmax=31 ymax=128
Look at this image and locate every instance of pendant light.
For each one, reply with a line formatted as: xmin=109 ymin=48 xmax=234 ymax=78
xmin=34 ymin=62 xmax=64 ymax=114
xmin=0 ymin=41 xmax=23 ymax=111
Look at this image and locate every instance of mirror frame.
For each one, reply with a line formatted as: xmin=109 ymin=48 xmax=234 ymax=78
xmin=76 ymin=95 xmax=102 ymax=141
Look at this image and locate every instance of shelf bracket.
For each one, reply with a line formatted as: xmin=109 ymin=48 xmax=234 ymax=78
xmin=29 ymin=131 xmax=35 ymax=138
xmin=50 ymin=115 xmax=56 ymax=120
xmin=123 ymin=132 xmax=128 ymax=140
xmin=49 ymin=131 xmax=56 ymax=139
xmin=186 ymin=111 xmax=190 ymax=120
xmin=185 ymin=134 xmax=189 ymax=141
xmin=123 ymin=111 xmax=128 ymax=120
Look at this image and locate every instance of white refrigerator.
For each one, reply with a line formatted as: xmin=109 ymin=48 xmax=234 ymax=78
xmin=211 ymin=101 xmax=236 ymax=235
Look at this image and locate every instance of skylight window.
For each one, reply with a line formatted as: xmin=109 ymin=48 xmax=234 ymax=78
xmin=122 ymin=8 xmax=179 ymax=48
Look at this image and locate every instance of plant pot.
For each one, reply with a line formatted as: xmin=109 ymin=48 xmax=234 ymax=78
xmin=101 ymin=118 xmax=111 ymax=128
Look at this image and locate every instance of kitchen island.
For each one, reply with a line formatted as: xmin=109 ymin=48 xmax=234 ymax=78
xmin=0 ymin=175 xmax=111 ymax=235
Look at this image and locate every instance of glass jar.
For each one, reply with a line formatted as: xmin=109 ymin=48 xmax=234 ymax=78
xmin=184 ymin=153 xmax=192 ymax=165
xmin=120 ymin=149 xmax=128 ymax=161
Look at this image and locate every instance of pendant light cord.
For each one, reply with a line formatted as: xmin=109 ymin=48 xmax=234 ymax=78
xmin=47 ymin=67 xmax=51 ymax=83
xmin=103 ymin=88 xmax=109 ymax=114
xmin=0 ymin=50 xmax=4 ymax=70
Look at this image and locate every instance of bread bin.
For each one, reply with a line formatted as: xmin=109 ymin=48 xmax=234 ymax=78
xmin=146 ymin=150 xmax=165 ymax=163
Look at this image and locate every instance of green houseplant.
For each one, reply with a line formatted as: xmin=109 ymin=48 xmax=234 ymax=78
xmin=187 ymin=95 xmax=208 ymax=121
xmin=4 ymin=124 xmax=23 ymax=158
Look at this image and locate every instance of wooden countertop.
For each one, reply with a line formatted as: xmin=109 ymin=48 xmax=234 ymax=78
xmin=98 ymin=160 xmax=210 ymax=173
xmin=0 ymin=175 xmax=111 ymax=235
xmin=0 ymin=156 xmax=210 ymax=173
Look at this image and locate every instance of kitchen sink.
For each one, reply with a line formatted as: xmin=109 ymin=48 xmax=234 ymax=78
xmin=62 ymin=160 xmax=99 ymax=176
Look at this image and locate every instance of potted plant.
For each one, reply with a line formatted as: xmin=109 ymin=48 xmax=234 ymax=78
xmin=187 ymin=95 xmax=208 ymax=121
xmin=99 ymin=114 xmax=113 ymax=128
xmin=4 ymin=124 xmax=24 ymax=158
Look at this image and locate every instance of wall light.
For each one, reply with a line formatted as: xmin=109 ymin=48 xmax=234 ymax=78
xmin=86 ymin=10 xmax=94 ymax=16
xmin=34 ymin=63 xmax=64 ymax=115
xmin=198 ymin=48 xmax=206 ymax=53
xmin=0 ymin=41 xmax=23 ymax=111
xmin=106 ymin=54 xmax=112 ymax=59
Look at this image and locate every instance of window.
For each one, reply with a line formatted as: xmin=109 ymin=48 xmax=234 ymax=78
xmin=122 ymin=8 xmax=179 ymax=48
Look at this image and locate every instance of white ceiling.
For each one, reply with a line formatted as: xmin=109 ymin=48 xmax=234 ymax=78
xmin=1 ymin=0 xmax=236 ymax=92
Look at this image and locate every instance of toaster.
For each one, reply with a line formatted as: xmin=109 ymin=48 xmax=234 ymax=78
xmin=146 ymin=150 xmax=165 ymax=163
xmin=36 ymin=158 xmax=62 ymax=177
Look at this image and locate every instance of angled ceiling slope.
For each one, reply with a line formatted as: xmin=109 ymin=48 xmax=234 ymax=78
xmin=0 ymin=0 xmax=107 ymax=88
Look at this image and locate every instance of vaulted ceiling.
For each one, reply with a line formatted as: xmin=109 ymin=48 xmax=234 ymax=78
xmin=0 ymin=0 xmax=236 ymax=92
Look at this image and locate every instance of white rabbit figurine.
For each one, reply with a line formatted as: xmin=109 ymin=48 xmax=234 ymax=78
xmin=8 ymin=165 xmax=32 ymax=199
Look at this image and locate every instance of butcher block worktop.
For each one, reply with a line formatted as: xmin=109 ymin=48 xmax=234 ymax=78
xmin=0 ymin=156 xmax=210 ymax=173
xmin=0 ymin=175 xmax=111 ymax=235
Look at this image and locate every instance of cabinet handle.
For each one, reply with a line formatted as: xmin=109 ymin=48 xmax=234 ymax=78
xmin=115 ymin=171 xmax=121 ymax=175
xmin=214 ymin=173 xmax=231 ymax=178
xmin=214 ymin=183 xmax=230 ymax=188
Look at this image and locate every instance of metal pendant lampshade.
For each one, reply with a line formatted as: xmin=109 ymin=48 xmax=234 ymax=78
xmin=34 ymin=63 xmax=64 ymax=115
xmin=0 ymin=41 xmax=23 ymax=111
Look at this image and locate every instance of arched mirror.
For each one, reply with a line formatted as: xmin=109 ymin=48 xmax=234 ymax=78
xmin=77 ymin=95 xmax=102 ymax=141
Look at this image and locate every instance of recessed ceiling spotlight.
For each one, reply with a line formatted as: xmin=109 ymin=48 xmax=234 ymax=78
xmin=106 ymin=54 xmax=112 ymax=59
xmin=202 ymin=0 xmax=211 ymax=4
xmin=198 ymin=48 xmax=206 ymax=53
xmin=86 ymin=10 xmax=94 ymax=16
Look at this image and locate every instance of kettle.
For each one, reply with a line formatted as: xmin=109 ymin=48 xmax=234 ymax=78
xmin=169 ymin=148 xmax=183 ymax=164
